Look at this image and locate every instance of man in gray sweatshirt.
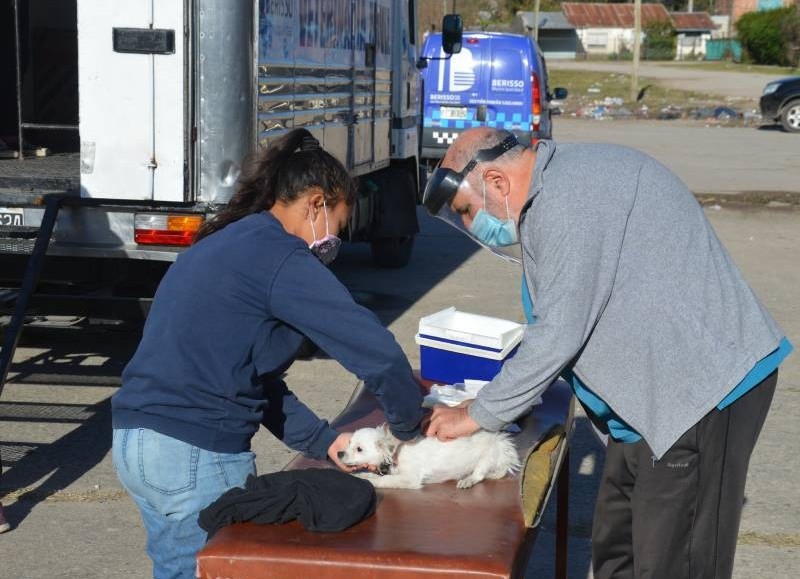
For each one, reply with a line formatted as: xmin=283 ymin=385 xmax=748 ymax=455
xmin=422 ymin=127 xmax=792 ymax=579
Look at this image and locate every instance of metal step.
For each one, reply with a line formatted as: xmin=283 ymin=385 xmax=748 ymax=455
xmin=0 ymin=194 xmax=62 ymax=397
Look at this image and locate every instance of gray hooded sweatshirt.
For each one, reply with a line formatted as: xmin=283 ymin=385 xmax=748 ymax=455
xmin=468 ymin=140 xmax=784 ymax=459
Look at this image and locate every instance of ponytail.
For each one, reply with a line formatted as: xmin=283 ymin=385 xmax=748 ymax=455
xmin=194 ymin=129 xmax=355 ymax=242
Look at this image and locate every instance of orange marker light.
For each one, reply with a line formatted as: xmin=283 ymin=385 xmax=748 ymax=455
xmin=134 ymin=213 xmax=204 ymax=246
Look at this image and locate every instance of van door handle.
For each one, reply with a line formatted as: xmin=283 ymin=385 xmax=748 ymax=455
xmin=477 ymin=105 xmax=487 ymax=121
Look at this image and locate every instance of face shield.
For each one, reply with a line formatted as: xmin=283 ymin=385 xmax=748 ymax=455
xmin=422 ymin=133 xmax=523 ymax=264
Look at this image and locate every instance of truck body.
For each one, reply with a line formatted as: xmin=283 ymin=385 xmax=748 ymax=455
xmin=0 ymin=0 xmax=424 ymax=319
xmin=418 ymin=32 xmax=554 ymax=163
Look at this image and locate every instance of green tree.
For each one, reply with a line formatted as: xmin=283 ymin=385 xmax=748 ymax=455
xmin=643 ymin=19 xmax=676 ymax=61
xmin=781 ymin=4 xmax=800 ymax=68
xmin=736 ymin=7 xmax=794 ymax=66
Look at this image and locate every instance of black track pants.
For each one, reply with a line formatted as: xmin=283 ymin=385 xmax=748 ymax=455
xmin=592 ymin=371 xmax=778 ymax=579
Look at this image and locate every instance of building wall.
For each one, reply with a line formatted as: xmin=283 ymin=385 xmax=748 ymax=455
xmin=575 ymin=27 xmax=634 ymax=55
xmin=676 ymin=32 xmax=712 ymax=59
xmin=724 ymin=0 xmax=787 ymax=26
xmin=733 ymin=0 xmax=759 ymax=22
xmin=711 ymin=15 xmax=731 ymax=38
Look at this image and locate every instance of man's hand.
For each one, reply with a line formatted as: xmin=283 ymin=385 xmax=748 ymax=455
xmin=422 ymin=400 xmax=480 ymax=441
xmin=327 ymin=432 xmax=377 ymax=472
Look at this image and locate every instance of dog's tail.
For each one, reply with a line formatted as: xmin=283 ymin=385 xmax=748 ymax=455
xmin=496 ymin=432 xmax=523 ymax=475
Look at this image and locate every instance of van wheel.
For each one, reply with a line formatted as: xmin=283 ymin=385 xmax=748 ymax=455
xmin=781 ymin=100 xmax=800 ymax=133
xmin=370 ymin=236 xmax=415 ymax=268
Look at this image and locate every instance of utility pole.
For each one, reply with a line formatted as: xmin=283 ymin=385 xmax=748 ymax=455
xmin=533 ymin=0 xmax=541 ymax=41
xmin=631 ymin=0 xmax=641 ymax=102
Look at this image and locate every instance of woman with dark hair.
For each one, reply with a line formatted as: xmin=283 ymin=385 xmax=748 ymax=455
xmin=111 ymin=129 xmax=423 ymax=579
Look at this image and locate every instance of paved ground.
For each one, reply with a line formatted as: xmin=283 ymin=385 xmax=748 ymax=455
xmin=554 ymin=118 xmax=800 ymax=196
xmin=1 ymin=201 xmax=798 ymax=578
xmin=548 ymin=60 xmax=789 ymax=100
xmin=0 ymin=120 xmax=798 ymax=577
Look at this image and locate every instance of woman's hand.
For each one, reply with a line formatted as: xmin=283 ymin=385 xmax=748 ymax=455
xmin=328 ymin=432 xmax=379 ymax=473
xmin=327 ymin=432 xmax=356 ymax=471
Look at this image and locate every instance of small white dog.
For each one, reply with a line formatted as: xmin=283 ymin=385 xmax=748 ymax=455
xmin=338 ymin=424 xmax=520 ymax=490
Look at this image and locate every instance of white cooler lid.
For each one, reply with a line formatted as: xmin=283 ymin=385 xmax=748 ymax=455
xmin=417 ymin=307 xmax=524 ymax=351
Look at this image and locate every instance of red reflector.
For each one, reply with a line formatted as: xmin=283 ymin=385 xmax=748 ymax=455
xmin=134 ymin=230 xmax=196 ymax=246
xmin=466 ymin=37 xmax=479 ymax=44
xmin=532 ymin=72 xmax=541 ymax=132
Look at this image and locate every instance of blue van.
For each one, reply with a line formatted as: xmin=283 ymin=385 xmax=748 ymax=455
xmin=418 ymin=32 xmax=565 ymax=162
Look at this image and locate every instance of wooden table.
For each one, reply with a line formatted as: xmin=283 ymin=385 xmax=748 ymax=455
xmin=197 ymin=379 xmax=575 ymax=579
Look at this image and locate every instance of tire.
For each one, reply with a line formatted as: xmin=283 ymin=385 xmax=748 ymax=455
xmin=370 ymin=235 xmax=415 ymax=268
xmin=780 ymin=100 xmax=800 ymax=133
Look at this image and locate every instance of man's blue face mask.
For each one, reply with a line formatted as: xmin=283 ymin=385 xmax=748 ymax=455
xmin=421 ymin=132 xmax=524 ymax=263
xmin=469 ymin=179 xmax=518 ymax=247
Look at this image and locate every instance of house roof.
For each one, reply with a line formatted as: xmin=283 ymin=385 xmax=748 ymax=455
xmin=671 ymin=12 xmax=717 ymax=31
xmin=561 ymin=2 xmax=671 ymax=28
xmin=515 ymin=11 xmax=576 ymax=31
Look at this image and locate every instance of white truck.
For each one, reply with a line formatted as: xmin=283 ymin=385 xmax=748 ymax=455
xmin=0 ymin=0 xmax=455 ymax=323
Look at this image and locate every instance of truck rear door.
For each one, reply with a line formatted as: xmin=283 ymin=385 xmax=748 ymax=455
xmin=78 ymin=1 xmax=186 ymax=202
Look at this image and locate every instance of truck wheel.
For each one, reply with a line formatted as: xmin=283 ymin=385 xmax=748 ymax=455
xmin=370 ymin=235 xmax=415 ymax=268
xmin=781 ymin=100 xmax=800 ymax=133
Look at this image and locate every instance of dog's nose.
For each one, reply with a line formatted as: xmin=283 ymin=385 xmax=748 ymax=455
xmin=337 ymin=451 xmax=345 ymax=459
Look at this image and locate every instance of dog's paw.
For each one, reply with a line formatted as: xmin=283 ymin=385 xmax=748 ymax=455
xmin=353 ymin=471 xmax=379 ymax=480
xmin=456 ymin=477 xmax=477 ymax=489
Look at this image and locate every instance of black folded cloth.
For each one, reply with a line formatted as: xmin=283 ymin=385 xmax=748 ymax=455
xmin=198 ymin=468 xmax=377 ymax=539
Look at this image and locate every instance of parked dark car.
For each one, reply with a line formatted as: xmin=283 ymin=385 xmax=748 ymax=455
xmin=760 ymin=76 xmax=800 ymax=133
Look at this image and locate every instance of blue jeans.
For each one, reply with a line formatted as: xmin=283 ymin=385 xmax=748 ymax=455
xmin=112 ymin=428 xmax=256 ymax=579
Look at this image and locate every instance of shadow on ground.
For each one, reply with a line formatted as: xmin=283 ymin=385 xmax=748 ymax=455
xmin=0 ymin=326 xmax=140 ymax=525
xmin=331 ymin=207 xmax=480 ymax=327
xmin=527 ymin=415 xmax=605 ymax=579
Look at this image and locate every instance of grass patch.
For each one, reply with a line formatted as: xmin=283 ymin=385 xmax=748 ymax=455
xmin=549 ymin=69 xmax=733 ymax=110
xmin=660 ymin=61 xmax=799 ymax=76
xmin=738 ymin=531 xmax=800 ymax=548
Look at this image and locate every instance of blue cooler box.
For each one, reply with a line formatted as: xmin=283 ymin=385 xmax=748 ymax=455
xmin=415 ymin=307 xmax=524 ymax=384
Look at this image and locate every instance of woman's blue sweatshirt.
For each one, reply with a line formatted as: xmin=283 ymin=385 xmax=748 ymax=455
xmin=112 ymin=212 xmax=423 ymax=460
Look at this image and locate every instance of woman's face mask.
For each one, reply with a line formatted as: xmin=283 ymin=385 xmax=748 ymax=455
xmin=468 ymin=179 xmax=518 ymax=247
xmin=309 ymin=200 xmax=341 ymax=265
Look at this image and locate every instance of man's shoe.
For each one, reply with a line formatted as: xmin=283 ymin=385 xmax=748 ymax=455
xmin=0 ymin=503 xmax=11 ymax=533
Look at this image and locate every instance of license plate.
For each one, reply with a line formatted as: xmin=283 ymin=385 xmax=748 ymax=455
xmin=0 ymin=208 xmax=24 ymax=227
xmin=440 ymin=106 xmax=469 ymax=120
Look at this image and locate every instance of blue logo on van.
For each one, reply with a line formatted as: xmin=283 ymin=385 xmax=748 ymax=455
xmin=438 ymin=47 xmax=476 ymax=92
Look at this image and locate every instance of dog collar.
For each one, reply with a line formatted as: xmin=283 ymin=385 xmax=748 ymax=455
xmin=377 ymin=441 xmax=403 ymax=476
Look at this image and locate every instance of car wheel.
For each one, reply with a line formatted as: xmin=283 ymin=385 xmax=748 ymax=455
xmin=780 ymin=100 xmax=800 ymax=133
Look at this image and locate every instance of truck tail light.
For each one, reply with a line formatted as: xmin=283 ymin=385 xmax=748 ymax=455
xmin=531 ymin=72 xmax=542 ymax=137
xmin=134 ymin=213 xmax=204 ymax=246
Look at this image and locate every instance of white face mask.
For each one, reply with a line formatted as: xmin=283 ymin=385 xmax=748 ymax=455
xmin=308 ymin=199 xmax=341 ymax=265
